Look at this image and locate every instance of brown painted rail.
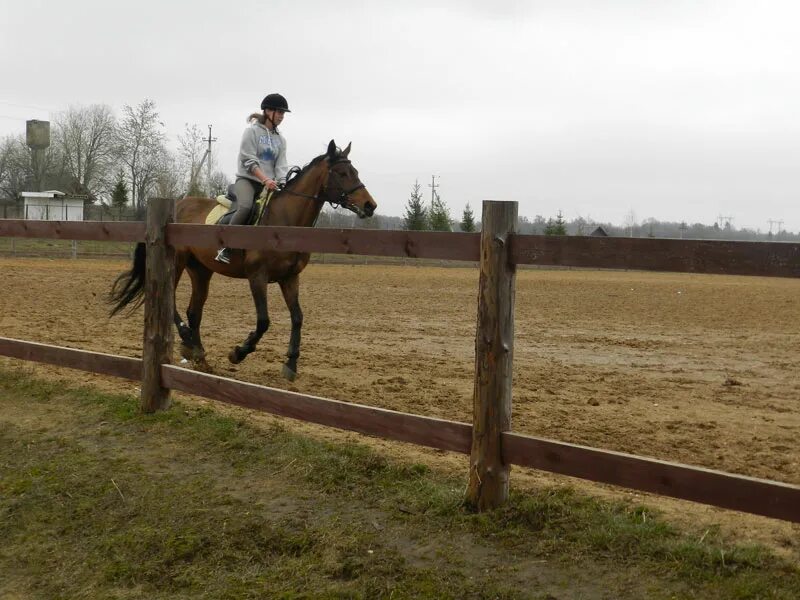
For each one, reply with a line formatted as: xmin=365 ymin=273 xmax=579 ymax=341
xmin=3 ymin=219 xmax=800 ymax=278
xmin=161 ymin=365 xmax=472 ymax=453
xmin=503 ymin=432 xmax=800 ymax=523
xmin=0 ymin=337 xmax=142 ymax=380
xmin=0 ymin=220 xmax=145 ymax=242
xmin=510 ymin=235 xmax=800 ymax=278
xmin=167 ymin=224 xmax=481 ymax=262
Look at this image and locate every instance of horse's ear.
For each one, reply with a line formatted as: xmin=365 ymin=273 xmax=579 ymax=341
xmin=342 ymin=142 xmax=351 ymax=158
xmin=327 ymin=140 xmax=337 ymax=160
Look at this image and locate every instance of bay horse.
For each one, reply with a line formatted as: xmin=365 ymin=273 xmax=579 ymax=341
xmin=109 ymin=140 xmax=377 ymax=380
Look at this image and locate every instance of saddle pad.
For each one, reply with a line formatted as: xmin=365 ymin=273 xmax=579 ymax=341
xmin=205 ymin=203 xmax=229 ymax=225
xmin=204 ymin=191 xmax=272 ymax=226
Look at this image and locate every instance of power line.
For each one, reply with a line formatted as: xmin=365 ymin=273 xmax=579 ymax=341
xmin=0 ymin=100 xmax=54 ymax=112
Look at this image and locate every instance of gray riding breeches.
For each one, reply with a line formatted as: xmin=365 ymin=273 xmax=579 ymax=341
xmin=230 ymin=178 xmax=264 ymax=226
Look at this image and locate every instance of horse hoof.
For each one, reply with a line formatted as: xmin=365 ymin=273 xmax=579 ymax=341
xmin=228 ymin=348 xmax=243 ymax=364
xmin=180 ymin=344 xmax=194 ymax=361
xmin=282 ymin=364 xmax=298 ymax=381
xmin=195 ymin=360 xmax=213 ymax=373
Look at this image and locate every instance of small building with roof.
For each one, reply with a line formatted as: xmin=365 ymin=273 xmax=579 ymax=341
xmin=21 ymin=190 xmax=85 ymax=221
xmin=590 ymin=226 xmax=609 ymax=237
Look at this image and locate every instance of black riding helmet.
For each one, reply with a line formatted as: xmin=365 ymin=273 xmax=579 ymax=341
xmin=261 ymin=93 xmax=291 ymax=112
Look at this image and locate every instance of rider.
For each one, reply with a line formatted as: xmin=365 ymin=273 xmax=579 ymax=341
xmin=215 ymin=93 xmax=291 ymax=264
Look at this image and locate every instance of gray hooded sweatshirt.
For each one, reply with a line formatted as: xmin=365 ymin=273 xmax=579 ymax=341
xmin=236 ymin=120 xmax=289 ymax=184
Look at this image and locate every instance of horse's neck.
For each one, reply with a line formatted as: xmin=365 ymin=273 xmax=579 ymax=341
xmin=263 ymin=164 xmax=326 ymax=227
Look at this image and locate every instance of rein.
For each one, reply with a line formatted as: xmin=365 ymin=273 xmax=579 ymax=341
xmin=280 ymin=159 xmax=365 ymax=214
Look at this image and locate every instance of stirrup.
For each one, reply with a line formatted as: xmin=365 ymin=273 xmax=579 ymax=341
xmin=215 ymin=247 xmax=231 ymax=264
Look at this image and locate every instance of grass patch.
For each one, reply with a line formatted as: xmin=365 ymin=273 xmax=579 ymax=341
xmin=1 ymin=366 xmax=798 ymax=599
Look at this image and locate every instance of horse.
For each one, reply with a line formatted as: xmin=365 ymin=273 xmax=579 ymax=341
xmin=109 ymin=140 xmax=377 ymax=380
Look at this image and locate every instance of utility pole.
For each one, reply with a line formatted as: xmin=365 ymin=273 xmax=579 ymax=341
xmin=428 ymin=175 xmax=439 ymax=210
xmin=203 ymin=124 xmax=217 ymax=192
xmin=767 ymin=219 xmax=783 ymax=238
xmin=717 ymin=214 xmax=733 ymax=229
xmin=190 ymin=124 xmax=217 ymax=194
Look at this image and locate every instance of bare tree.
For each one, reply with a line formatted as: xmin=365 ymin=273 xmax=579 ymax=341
xmin=178 ymin=123 xmax=208 ymax=196
xmin=208 ymin=169 xmax=231 ymax=197
xmin=0 ymin=135 xmax=30 ymax=199
xmin=117 ymin=99 xmax=166 ymax=214
xmin=0 ymin=133 xmax=69 ymax=197
xmin=52 ymin=104 xmax=117 ymax=201
xmin=153 ymin=150 xmax=184 ymax=200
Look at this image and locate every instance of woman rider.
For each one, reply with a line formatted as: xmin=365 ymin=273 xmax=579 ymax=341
xmin=215 ymin=93 xmax=290 ymax=264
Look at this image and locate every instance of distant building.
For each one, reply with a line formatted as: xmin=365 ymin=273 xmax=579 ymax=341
xmin=590 ymin=226 xmax=609 ymax=237
xmin=21 ymin=191 xmax=85 ymax=221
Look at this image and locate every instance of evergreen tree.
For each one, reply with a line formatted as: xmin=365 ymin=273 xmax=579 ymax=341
xmin=403 ymin=180 xmax=428 ymax=230
xmin=544 ymin=210 xmax=567 ymax=236
xmin=460 ymin=202 xmax=476 ymax=232
xmin=429 ymin=192 xmax=451 ymax=231
xmin=111 ymin=172 xmax=129 ymax=208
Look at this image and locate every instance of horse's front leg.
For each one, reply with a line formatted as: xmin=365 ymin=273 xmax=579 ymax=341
xmin=183 ymin=262 xmax=213 ymax=372
xmin=229 ymin=274 xmax=270 ymax=364
xmin=279 ymin=274 xmax=303 ymax=381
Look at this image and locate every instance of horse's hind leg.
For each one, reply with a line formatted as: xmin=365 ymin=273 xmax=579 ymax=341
xmin=279 ymin=274 xmax=303 ymax=381
xmin=229 ymin=274 xmax=270 ymax=365
xmin=173 ymin=252 xmax=195 ymax=356
xmin=184 ymin=260 xmax=213 ymax=372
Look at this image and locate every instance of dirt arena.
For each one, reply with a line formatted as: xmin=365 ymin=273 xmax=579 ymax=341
xmin=1 ymin=256 xmax=798 ymax=556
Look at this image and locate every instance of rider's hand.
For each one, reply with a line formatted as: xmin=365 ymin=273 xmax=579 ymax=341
xmin=262 ymin=178 xmax=278 ymax=190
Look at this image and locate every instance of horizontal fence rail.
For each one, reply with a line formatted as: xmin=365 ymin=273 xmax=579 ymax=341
xmin=2 ymin=218 xmax=799 ymax=277
xmin=167 ymin=224 xmax=481 ymax=262
xmin=161 ymin=365 xmax=472 ymax=453
xmin=0 ymin=337 xmax=142 ymax=380
xmin=502 ymin=432 xmax=800 ymax=522
xmin=510 ymin=235 xmax=800 ymax=278
xmin=0 ymin=220 xmax=145 ymax=243
xmin=1 ymin=336 xmax=798 ymax=523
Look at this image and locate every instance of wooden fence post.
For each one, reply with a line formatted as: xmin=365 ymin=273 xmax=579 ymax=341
xmin=141 ymin=197 xmax=175 ymax=413
xmin=466 ymin=200 xmax=517 ymax=511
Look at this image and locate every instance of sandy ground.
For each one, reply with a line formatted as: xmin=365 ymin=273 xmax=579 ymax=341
xmin=1 ymin=256 xmax=798 ymax=559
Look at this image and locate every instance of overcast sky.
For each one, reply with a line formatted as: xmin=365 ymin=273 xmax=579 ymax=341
xmin=2 ymin=0 xmax=798 ymax=231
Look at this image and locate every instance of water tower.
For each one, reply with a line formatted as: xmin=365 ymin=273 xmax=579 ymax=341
xmin=26 ymin=119 xmax=50 ymax=192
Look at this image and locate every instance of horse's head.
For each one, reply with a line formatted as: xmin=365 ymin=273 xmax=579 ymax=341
xmin=322 ymin=140 xmax=377 ymax=218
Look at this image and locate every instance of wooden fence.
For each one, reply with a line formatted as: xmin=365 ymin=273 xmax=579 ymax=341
xmin=1 ymin=199 xmax=799 ymax=523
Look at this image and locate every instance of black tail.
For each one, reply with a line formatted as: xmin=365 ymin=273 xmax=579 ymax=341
xmin=108 ymin=242 xmax=147 ymax=316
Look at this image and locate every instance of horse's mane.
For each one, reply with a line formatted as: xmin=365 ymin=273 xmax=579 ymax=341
xmin=281 ymin=150 xmax=341 ymax=192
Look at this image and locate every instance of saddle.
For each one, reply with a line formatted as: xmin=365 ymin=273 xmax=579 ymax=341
xmin=205 ymin=184 xmax=273 ymax=226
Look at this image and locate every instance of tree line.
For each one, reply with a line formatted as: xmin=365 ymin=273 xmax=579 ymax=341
xmin=0 ymin=100 xmax=229 ymax=216
xmin=393 ymin=182 xmax=797 ymax=240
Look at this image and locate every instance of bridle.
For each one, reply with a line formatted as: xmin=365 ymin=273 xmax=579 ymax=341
xmin=280 ymin=158 xmax=367 ymax=216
